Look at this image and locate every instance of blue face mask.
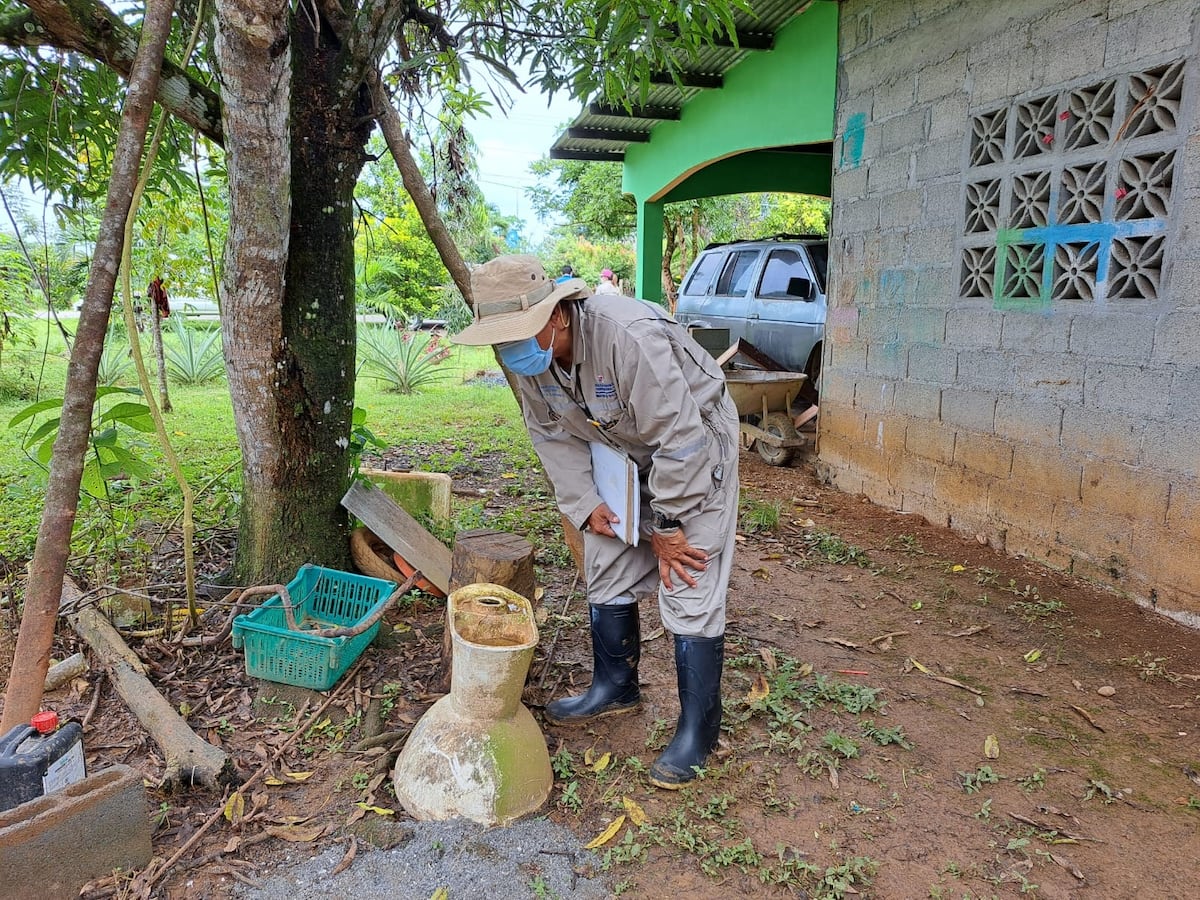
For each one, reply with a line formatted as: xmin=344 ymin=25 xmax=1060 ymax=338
xmin=498 ymin=330 xmax=555 ymax=376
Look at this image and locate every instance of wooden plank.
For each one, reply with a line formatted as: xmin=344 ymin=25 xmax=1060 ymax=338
xmin=341 ymin=480 xmax=452 ymax=594
xmin=716 ymin=338 xmax=787 ymax=372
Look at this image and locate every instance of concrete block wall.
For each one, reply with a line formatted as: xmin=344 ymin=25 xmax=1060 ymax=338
xmin=822 ymin=0 xmax=1200 ymax=622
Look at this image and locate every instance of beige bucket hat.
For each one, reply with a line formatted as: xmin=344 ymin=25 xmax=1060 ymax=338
xmin=452 ymin=255 xmax=590 ymax=346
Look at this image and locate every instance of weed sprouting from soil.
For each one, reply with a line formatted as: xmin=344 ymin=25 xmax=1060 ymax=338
xmin=551 ymin=647 xmax=893 ymax=895
xmin=959 ymin=765 xmax=1001 ymax=794
xmin=740 ymin=497 xmax=782 ymax=533
xmin=1119 ymin=652 xmax=1180 ymax=683
xmin=800 ymin=529 xmax=872 ymax=567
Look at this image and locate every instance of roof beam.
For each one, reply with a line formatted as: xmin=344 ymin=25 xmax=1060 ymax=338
xmin=565 ymin=127 xmax=651 ymax=143
xmin=549 ymin=149 xmax=627 ymax=162
xmin=649 ymin=71 xmax=724 ymax=90
xmin=587 ymin=103 xmax=681 ymax=122
xmin=711 ymin=29 xmax=775 ymax=51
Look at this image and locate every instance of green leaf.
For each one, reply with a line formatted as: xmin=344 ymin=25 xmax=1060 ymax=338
xmin=91 ymin=426 xmax=119 ymax=447
xmin=99 ymin=402 xmax=152 ymax=423
xmin=20 ymin=417 xmax=61 ymax=451
xmin=9 ymin=397 xmax=64 ymax=428
xmin=96 ymin=385 xmax=142 ymax=399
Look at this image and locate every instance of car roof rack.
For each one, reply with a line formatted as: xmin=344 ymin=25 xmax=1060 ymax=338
xmin=700 ymin=233 xmax=827 ymax=251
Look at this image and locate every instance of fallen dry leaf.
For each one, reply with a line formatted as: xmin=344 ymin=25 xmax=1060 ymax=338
xmin=984 ymin=734 xmax=1000 ymax=759
xmin=1070 ymin=704 xmax=1105 ymax=732
xmin=223 ymin=791 xmax=245 ymax=825
xmin=266 ymin=824 xmax=326 ymax=843
xmin=758 ymin=647 xmax=778 ymax=672
xmin=1049 ymin=852 xmax=1085 ymax=880
xmin=817 ymin=637 xmax=861 ymax=650
xmin=591 ymin=751 xmax=612 ymax=774
xmin=621 ymin=796 xmax=648 ymax=827
xmin=585 ymin=815 xmax=626 ymax=850
xmin=945 ymin=625 xmax=990 ymax=638
xmin=747 ymin=673 xmax=770 ymax=703
xmin=354 ymin=802 xmax=395 ymax=816
xmin=331 ymin=836 xmax=358 ymax=876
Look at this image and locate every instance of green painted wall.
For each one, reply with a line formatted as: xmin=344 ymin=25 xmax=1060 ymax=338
xmin=623 ymin=1 xmax=839 ymax=301
xmin=659 ymin=150 xmax=832 ymax=204
xmin=623 ymin=1 xmax=838 ymax=202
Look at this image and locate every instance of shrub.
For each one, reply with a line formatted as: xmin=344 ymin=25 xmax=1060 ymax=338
xmin=357 ymin=324 xmax=449 ymax=394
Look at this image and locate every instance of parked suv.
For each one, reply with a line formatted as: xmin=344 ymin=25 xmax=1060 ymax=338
xmin=674 ymin=235 xmax=828 ymax=395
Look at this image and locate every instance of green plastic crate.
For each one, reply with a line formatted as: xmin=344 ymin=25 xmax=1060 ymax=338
xmin=231 ymin=564 xmax=395 ymax=690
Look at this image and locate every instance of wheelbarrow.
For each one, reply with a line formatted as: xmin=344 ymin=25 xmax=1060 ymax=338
xmin=724 ymin=369 xmax=810 ymax=466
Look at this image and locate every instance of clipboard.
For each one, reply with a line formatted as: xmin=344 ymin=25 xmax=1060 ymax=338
xmin=589 ymin=442 xmax=640 ymax=546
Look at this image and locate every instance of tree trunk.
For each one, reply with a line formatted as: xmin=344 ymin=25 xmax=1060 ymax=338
xmin=0 ymin=0 xmax=173 ymax=736
xmin=217 ymin=0 xmax=361 ymax=585
xmin=662 ymin=214 xmax=679 ymax=314
xmin=150 ymin=310 xmax=171 ymax=413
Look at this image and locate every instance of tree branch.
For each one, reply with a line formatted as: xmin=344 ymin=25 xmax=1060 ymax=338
xmin=370 ymin=71 xmax=473 ymax=306
xmin=11 ymin=0 xmax=223 ymax=144
xmin=1 ymin=0 xmax=175 ymax=736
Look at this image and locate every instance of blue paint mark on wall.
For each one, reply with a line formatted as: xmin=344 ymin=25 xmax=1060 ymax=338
xmin=879 ymin=269 xmax=914 ymax=307
xmin=840 ymin=113 xmax=867 ymax=170
xmin=993 ymin=217 xmax=1168 ymax=311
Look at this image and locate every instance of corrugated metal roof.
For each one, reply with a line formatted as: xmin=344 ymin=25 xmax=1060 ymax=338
xmin=550 ymin=1 xmax=815 ymax=161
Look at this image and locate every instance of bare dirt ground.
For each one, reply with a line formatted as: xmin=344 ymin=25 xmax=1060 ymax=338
xmin=5 ymin=443 xmax=1200 ymax=899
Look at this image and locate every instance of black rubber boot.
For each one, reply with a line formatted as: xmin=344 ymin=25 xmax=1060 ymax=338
xmin=543 ymin=603 xmax=641 ymax=725
xmin=649 ymin=634 xmax=724 ymax=789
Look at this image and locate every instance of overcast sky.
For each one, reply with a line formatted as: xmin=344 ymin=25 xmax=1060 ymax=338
xmin=468 ymin=88 xmax=583 ymax=245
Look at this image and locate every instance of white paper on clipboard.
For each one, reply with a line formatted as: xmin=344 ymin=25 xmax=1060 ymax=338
xmin=589 ymin=442 xmax=640 ymax=546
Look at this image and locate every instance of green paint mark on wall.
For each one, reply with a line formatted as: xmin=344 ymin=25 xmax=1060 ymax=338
xmin=840 ymin=113 xmax=867 ymax=170
xmin=993 ymin=228 xmax=1050 ymax=311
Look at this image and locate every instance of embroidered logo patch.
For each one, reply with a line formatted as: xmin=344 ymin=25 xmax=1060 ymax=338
xmin=594 ymin=378 xmax=616 ymax=399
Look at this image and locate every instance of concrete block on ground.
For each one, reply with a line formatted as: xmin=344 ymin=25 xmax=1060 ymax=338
xmin=361 ymin=469 xmax=452 ymax=524
xmin=0 ymin=765 xmax=150 ymax=900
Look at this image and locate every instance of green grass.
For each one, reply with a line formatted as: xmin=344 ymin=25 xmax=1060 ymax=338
xmin=0 ymin=324 xmax=529 ymax=572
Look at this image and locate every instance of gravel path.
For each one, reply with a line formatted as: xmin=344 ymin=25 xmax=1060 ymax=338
xmin=237 ymin=817 xmax=610 ymax=899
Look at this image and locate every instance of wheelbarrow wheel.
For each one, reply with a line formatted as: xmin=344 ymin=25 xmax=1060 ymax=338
xmin=756 ymin=412 xmax=798 ymax=466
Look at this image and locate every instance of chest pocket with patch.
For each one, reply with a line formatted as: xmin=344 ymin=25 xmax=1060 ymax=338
xmin=586 ymin=377 xmax=631 ymax=433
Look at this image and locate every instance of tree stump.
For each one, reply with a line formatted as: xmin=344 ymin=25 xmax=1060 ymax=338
xmin=561 ymin=513 xmax=586 ymax=581
xmin=438 ymin=529 xmax=536 ymax=691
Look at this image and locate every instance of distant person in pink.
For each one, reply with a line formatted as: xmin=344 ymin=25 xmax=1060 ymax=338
xmin=594 ymin=268 xmax=620 ymax=295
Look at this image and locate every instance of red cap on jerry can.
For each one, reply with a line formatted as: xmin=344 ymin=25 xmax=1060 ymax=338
xmin=31 ymin=711 xmax=58 ymax=734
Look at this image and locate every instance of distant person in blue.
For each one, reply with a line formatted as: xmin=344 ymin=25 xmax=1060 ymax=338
xmin=555 ymin=264 xmax=575 ymax=284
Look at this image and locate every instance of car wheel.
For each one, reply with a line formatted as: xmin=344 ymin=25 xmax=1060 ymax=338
xmin=756 ymin=412 xmax=797 ymax=466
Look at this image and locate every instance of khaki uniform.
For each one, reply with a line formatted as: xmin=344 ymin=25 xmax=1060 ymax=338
xmin=519 ymin=295 xmax=740 ymax=637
